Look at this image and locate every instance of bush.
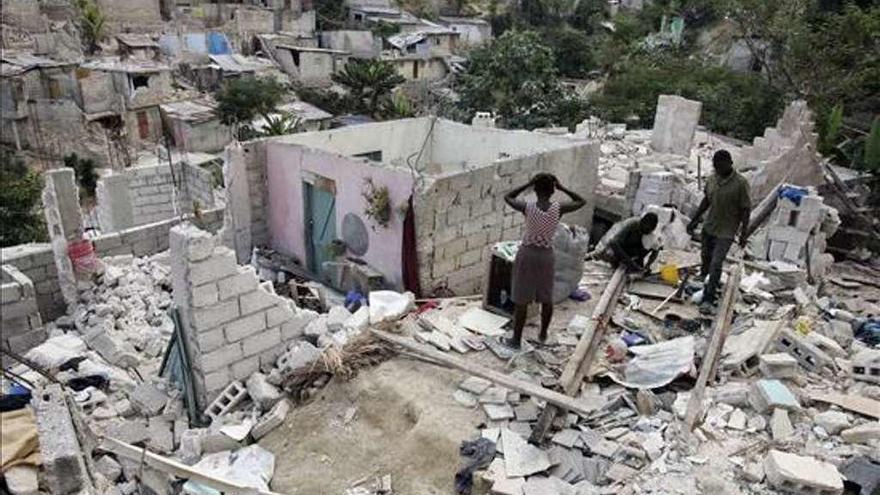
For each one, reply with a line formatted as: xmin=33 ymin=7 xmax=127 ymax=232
xmin=0 ymin=149 xmax=47 ymax=247
xmin=589 ymin=55 xmax=784 ymax=140
xmin=64 ymin=153 xmax=98 ymax=201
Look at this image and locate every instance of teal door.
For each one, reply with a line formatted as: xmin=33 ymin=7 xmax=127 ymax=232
xmin=303 ymin=178 xmax=337 ymax=277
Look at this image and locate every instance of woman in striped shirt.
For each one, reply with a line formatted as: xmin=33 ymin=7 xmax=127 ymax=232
xmin=503 ymin=173 xmax=586 ymax=349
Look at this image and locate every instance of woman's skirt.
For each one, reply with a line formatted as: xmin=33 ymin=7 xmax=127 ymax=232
xmin=511 ymin=245 xmax=555 ymax=304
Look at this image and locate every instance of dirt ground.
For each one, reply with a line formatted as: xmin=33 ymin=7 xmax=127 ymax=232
xmin=260 ymin=357 xmax=487 ymax=494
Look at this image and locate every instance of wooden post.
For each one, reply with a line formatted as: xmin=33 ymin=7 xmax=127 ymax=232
xmin=529 ymin=267 xmax=627 ymax=443
xmin=682 ymin=261 xmax=742 ymax=431
xmin=370 ymin=329 xmax=601 ymax=416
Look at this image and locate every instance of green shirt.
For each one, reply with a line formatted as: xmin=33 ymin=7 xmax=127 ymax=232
xmin=703 ymin=171 xmax=751 ymax=239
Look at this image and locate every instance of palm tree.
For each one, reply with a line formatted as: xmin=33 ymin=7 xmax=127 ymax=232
xmin=76 ymin=0 xmax=105 ymax=53
xmin=257 ymin=113 xmax=302 ymax=137
xmin=332 ymin=59 xmax=406 ymax=117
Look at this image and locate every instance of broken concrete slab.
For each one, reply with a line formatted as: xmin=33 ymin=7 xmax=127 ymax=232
xmin=483 ymin=403 xmax=515 ymax=421
xmin=764 ymin=449 xmax=843 ymax=495
xmin=514 ymin=402 xmax=539 ymax=422
xmin=130 ymin=382 xmax=169 ymax=417
xmin=813 ymin=410 xmax=851 ymax=435
xmin=501 ymin=428 xmax=551 ymax=477
xmin=95 ymin=455 xmax=123 ymax=482
xmin=551 ymin=429 xmax=582 ymax=449
xmin=105 ymin=418 xmax=150 ymax=446
xmin=523 ymin=476 xmax=576 ymax=495
xmin=840 ymin=422 xmax=880 ymax=444
xmin=459 ymin=376 xmax=492 ymax=395
xmin=458 ymin=307 xmax=508 ymax=337
xmin=32 ymin=384 xmax=89 ymax=494
xmin=276 ymin=341 xmax=321 ymax=376
xmin=453 ymin=389 xmax=478 ymax=408
xmin=749 ymin=379 xmax=800 ymax=413
xmin=252 ymin=399 xmax=291 ymax=440
xmin=651 ymin=95 xmax=702 ymax=156
xmin=147 ymin=417 xmax=174 ymax=454
xmin=479 ymin=386 xmax=510 ymax=405
xmin=727 ymin=408 xmax=747 ymax=430
xmin=770 ymin=408 xmax=795 ymax=442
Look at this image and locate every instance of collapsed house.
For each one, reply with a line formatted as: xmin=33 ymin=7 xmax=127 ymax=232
xmin=222 ymin=117 xmax=598 ymax=295
xmin=160 ymin=99 xmax=233 ymax=153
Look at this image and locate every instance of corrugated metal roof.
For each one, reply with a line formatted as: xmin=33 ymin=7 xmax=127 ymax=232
xmin=207 ymin=54 xmax=277 ymax=73
xmin=160 ymin=99 xmax=218 ymax=122
xmin=81 ymin=57 xmax=171 ymax=73
xmin=0 ymin=53 xmax=73 ymax=76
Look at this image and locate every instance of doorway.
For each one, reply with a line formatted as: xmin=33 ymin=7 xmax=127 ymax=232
xmin=303 ymin=175 xmax=337 ymax=278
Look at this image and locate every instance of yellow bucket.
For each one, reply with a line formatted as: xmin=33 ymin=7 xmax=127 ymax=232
xmin=660 ymin=264 xmax=680 ymax=285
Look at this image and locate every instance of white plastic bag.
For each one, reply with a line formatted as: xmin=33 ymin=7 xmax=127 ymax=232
xmin=552 ymin=224 xmax=590 ymax=303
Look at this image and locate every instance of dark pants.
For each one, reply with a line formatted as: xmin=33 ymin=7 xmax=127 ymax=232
xmin=701 ymin=232 xmax=734 ymax=304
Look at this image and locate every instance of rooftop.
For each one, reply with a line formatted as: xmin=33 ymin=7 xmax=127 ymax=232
xmin=159 ymin=99 xmax=218 ymax=123
xmin=1 ymin=53 xmax=76 ymax=76
xmin=116 ymin=33 xmax=159 ymax=48
xmin=207 ymin=54 xmax=277 ymax=73
xmin=81 ymin=57 xmax=171 ymax=73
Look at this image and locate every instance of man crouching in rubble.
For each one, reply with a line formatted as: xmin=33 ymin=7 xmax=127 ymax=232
xmin=587 ymin=212 xmax=661 ymax=274
xmin=687 ymin=150 xmax=751 ymax=314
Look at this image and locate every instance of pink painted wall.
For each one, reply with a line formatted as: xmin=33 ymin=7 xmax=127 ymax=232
xmin=266 ymin=142 xmax=415 ymax=288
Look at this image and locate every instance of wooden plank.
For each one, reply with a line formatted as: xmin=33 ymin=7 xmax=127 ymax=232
xmin=809 ymin=392 xmax=880 ymax=419
xmin=102 ymin=437 xmax=287 ymax=495
xmin=530 ymin=267 xmax=627 ymax=443
xmin=370 ymin=329 xmax=600 ymax=417
xmin=683 ymin=262 xmax=742 ymax=431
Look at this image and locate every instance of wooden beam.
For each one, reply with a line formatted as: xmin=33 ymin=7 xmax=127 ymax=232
xmin=683 ymin=261 xmax=743 ymax=431
xmin=370 ymin=329 xmax=600 ymax=417
xmin=102 ymin=437 xmax=287 ymax=495
xmin=530 ymin=267 xmax=627 ymax=443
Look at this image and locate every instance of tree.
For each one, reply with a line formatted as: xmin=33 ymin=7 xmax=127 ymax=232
xmin=379 ymin=92 xmax=417 ymax=120
xmin=541 ymin=26 xmax=596 ymax=78
xmin=457 ymin=30 xmax=589 ymax=129
xmin=257 ymin=113 xmax=302 ymax=137
xmin=863 ymin=117 xmax=880 ymax=173
xmin=64 ymin=153 xmax=98 ymax=204
xmin=76 ymin=0 xmax=105 ymax=54
xmin=316 ymin=0 xmax=348 ymax=30
xmin=332 ymin=59 xmax=405 ymax=117
xmin=215 ymin=76 xmax=286 ymax=140
xmin=0 ymin=150 xmax=47 ymax=247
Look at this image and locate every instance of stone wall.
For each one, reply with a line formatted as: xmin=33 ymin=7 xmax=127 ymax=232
xmin=0 ymin=245 xmax=65 ymax=322
xmin=1 ymin=264 xmax=47 ymax=354
xmin=93 ymin=207 xmax=224 ymax=258
xmin=169 ymin=223 xmax=314 ymax=409
xmin=413 ymin=143 xmax=599 ymax=296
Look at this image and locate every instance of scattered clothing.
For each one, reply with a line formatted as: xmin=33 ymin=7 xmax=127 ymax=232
xmin=454 ymin=437 xmax=497 ymax=495
xmin=778 ymin=185 xmax=810 ymax=206
xmin=1 ymin=408 xmax=41 ymax=473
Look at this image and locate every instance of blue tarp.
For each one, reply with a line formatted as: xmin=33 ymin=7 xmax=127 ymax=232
xmin=778 ymin=185 xmax=810 ymax=206
xmin=207 ymin=32 xmax=231 ymax=55
xmin=184 ymin=33 xmax=208 ymax=54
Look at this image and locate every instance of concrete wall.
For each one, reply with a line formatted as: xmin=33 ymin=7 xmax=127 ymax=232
xmin=275 ymin=49 xmax=346 ymax=86
xmin=413 ymin=143 xmax=598 ymax=295
xmin=319 ymin=30 xmax=378 ymax=58
xmin=96 ymin=0 xmax=163 ymax=30
xmin=93 ymin=207 xmax=224 ymax=257
xmin=390 ymin=57 xmax=447 ymax=82
xmin=167 ymin=117 xmax=232 ymax=154
xmin=77 ymin=69 xmax=121 ymax=115
xmin=265 ymin=143 xmax=415 ymax=288
xmin=125 ymin=71 xmax=174 ymax=109
xmin=124 ymin=106 xmax=163 ymax=144
xmin=169 ymin=224 xmax=314 ymax=409
xmin=0 ymin=264 xmax=46 ymax=355
xmin=275 ymin=117 xmax=433 ymax=165
xmin=443 ymin=21 xmax=491 ymax=46
xmin=0 ymin=245 xmax=64 ymax=322
xmin=96 ymin=161 xmax=217 ymax=231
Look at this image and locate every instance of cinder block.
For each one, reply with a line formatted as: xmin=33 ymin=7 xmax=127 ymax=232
xmin=189 ymin=248 xmax=238 ymax=286
xmin=242 ymin=327 xmax=280 ymax=357
xmin=201 ymin=343 xmax=244 ymax=373
xmin=196 ymin=328 xmax=225 ymax=354
xmin=775 ymin=328 xmax=833 ymax=374
xmin=759 ymin=353 xmax=799 ymax=379
xmin=191 ymin=282 xmax=219 ymax=308
xmin=192 ymin=299 xmax=240 ymax=330
xmin=851 ymin=348 xmax=880 ymax=385
xmin=230 ymin=356 xmax=260 ymax=381
xmin=251 ymin=399 xmax=290 ymax=440
xmin=224 ymin=311 xmax=267 ymax=343
xmin=266 ymin=303 xmax=295 ymax=327
xmin=203 ymin=368 xmax=230 ymax=393
xmin=217 ymin=268 xmax=258 ymax=301
xmin=204 ymin=380 xmax=248 ymax=420
xmin=239 ymin=288 xmax=279 ymax=316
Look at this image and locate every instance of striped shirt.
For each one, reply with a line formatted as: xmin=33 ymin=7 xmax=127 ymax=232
xmin=521 ymin=202 xmax=560 ymax=249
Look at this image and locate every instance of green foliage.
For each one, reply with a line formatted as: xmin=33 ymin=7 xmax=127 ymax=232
xmin=570 ymin=0 xmax=607 ymax=33
xmin=541 ymin=27 xmax=596 ymax=78
xmin=590 ymin=54 xmax=784 ymax=140
xmin=257 ymin=113 xmax=302 ymax=137
xmin=316 ymin=0 xmax=348 ymax=30
xmin=864 ymin=117 xmax=880 ymax=173
xmin=296 ymin=86 xmax=361 ymax=116
xmin=379 ymin=92 xmax=416 ymax=120
xmin=332 ymin=59 xmax=405 ymax=117
xmin=370 ymin=21 xmax=401 ymax=39
xmin=215 ymin=76 xmax=286 ymax=139
xmin=0 ymin=150 xmax=47 ymax=247
xmin=819 ymin=104 xmax=844 ymax=156
xmin=64 ymin=153 xmax=98 ymax=201
xmin=76 ymin=0 xmax=105 ymax=53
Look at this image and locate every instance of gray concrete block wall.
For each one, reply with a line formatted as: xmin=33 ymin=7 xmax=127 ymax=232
xmin=92 ymin=207 xmax=224 ymax=258
xmin=414 ymin=143 xmax=598 ymax=296
xmin=243 ymin=141 xmax=270 ymax=248
xmin=169 ymin=223 xmax=312 ymax=410
xmin=0 ymin=244 xmax=66 ymax=321
xmin=1 ymin=264 xmax=46 ymax=354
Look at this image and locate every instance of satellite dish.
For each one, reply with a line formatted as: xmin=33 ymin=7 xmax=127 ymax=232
xmin=342 ymin=213 xmax=369 ymax=256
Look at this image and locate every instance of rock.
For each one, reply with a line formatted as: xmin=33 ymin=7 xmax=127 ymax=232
xmin=4 ymin=465 xmax=38 ymax=495
xmin=770 ymin=408 xmax=795 ymax=442
xmin=479 ymin=386 xmax=510 ymax=405
xmin=95 ymin=455 xmax=123 ymax=482
xmin=177 ymin=429 xmax=205 ymax=465
xmin=252 ymin=399 xmax=291 ymax=440
xmin=245 ymin=373 xmax=282 ymax=411
xmin=453 ymin=390 xmax=477 ymax=408
xmin=742 ymin=461 xmax=764 ymax=483
xmin=324 ymin=306 xmax=351 ymax=332
xmin=129 ymin=382 xmax=168 ymax=417
xmin=827 ymin=319 xmax=854 ymax=349
xmin=459 ymin=376 xmax=492 ymax=395
xmin=147 ymin=417 xmax=174 ymax=454
xmin=483 ymin=403 xmax=514 ymax=421
xmin=764 ymin=449 xmax=844 ymax=495
xmin=840 ymin=422 xmax=880 ymax=444
xmin=813 ymin=410 xmax=851 ymax=435
xmin=749 ymin=379 xmax=800 ymax=413
xmin=276 ymin=341 xmax=321 ymax=375
xmin=105 ymin=418 xmax=150 ymax=445
xmin=727 ymin=408 xmax=747 ymax=430
xmin=303 ymin=317 xmax=329 ymax=341
xmin=343 ymin=306 xmax=370 ymax=333
xmin=758 ymin=353 xmax=799 ymax=379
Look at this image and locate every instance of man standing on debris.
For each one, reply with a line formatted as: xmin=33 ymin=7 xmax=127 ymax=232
xmin=588 ymin=212 xmax=661 ymax=273
xmin=504 ymin=173 xmax=586 ymax=349
xmin=687 ymin=150 xmax=751 ymax=313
